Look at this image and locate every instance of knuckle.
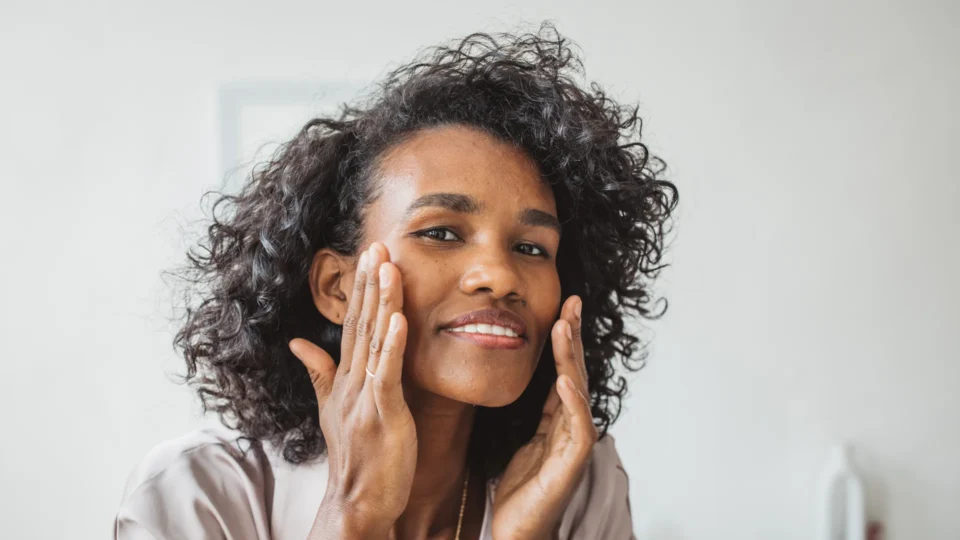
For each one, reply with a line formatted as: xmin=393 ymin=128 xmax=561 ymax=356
xmin=369 ymin=335 xmax=382 ymax=355
xmin=336 ymin=402 xmax=350 ymax=424
xmin=353 ymin=273 xmax=367 ymax=293
xmin=572 ymin=324 xmax=583 ymax=341
xmin=373 ymin=377 xmax=389 ymax=395
xmin=356 ymin=318 xmax=375 ymax=339
xmin=312 ymin=378 xmax=329 ymax=396
xmin=359 ymin=415 xmax=378 ymax=433
xmin=342 ymin=390 xmax=361 ymax=412
xmin=342 ymin=311 xmax=359 ymax=330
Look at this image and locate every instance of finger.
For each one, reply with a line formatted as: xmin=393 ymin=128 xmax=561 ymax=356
xmin=543 ymin=383 xmax=561 ymax=415
xmin=535 ymin=383 xmax=563 ymax=436
xmin=537 ymin=375 xmax=596 ymax=492
xmin=365 ymin=259 xmax=402 ymax=378
xmin=568 ymin=295 xmax=587 ymax=385
xmin=551 ymin=318 xmax=587 ymax=397
xmin=557 ymin=374 xmax=598 ymax=452
xmin=560 ymin=295 xmax=588 ymax=388
xmin=350 ymin=243 xmax=384 ymax=387
xmin=535 ymin=386 xmax=561 ymax=436
xmin=338 ymin=248 xmax=369 ymax=374
xmin=373 ymin=312 xmax=408 ymax=416
xmin=288 ymin=338 xmax=337 ymax=412
xmin=546 ymin=395 xmax=572 ymax=450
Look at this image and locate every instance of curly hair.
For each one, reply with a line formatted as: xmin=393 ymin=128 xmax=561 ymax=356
xmin=171 ymin=22 xmax=678 ymax=478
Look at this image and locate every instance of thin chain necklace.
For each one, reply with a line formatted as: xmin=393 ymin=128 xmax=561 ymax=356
xmin=454 ymin=466 xmax=470 ymax=540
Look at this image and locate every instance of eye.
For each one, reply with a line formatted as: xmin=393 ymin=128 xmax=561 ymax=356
xmin=415 ymin=227 xmax=461 ymax=242
xmin=414 ymin=228 xmax=549 ymax=258
xmin=516 ymin=243 xmax=548 ymax=258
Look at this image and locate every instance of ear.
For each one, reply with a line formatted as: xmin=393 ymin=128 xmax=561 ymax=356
xmin=308 ymin=248 xmax=358 ymax=325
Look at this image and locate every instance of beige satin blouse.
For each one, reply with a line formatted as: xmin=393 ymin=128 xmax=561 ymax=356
xmin=114 ymin=425 xmax=635 ymax=539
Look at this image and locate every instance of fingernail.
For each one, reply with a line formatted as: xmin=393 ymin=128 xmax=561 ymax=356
xmin=564 ymin=321 xmax=572 ymax=341
xmin=573 ymin=299 xmax=581 ymax=319
xmin=358 ymin=251 xmax=368 ymax=273
xmin=379 ymin=264 xmax=391 ymax=286
xmin=389 ymin=312 xmax=401 ymax=333
xmin=563 ymin=375 xmax=575 ymax=391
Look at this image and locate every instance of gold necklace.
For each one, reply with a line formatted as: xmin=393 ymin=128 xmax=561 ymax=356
xmin=454 ymin=467 xmax=470 ymax=540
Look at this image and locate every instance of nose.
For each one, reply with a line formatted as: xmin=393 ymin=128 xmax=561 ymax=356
xmin=458 ymin=244 xmax=525 ymax=302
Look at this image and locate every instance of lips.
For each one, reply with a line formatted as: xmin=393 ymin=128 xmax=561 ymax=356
xmin=441 ymin=308 xmax=527 ymax=337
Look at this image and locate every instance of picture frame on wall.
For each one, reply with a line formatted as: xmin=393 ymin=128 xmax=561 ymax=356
xmin=218 ymin=81 xmax=364 ymax=191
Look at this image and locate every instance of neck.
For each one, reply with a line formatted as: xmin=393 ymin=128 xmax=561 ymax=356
xmin=393 ymin=383 xmax=476 ymax=539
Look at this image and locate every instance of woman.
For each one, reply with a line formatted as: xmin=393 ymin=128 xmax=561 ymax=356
xmin=114 ymin=24 xmax=677 ymax=539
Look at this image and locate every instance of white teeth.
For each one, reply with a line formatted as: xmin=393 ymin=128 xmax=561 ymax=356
xmin=448 ymin=324 xmax=519 ymax=338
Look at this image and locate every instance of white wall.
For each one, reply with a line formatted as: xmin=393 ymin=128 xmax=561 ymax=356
xmin=1 ymin=1 xmax=957 ymax=538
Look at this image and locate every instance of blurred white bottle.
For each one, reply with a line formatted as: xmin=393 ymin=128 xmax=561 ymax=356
xmin=817 ymin=444 xmax=866 ymax=540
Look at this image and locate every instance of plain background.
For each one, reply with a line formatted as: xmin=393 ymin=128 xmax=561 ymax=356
xmin=1 ymin=1 xmax=958 ymax=538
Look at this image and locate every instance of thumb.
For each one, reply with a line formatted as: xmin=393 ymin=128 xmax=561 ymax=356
xmin=535 ymin=376 xmax=595 ymax=499
xmin=288 ymin=338 xmax=336 ymax=412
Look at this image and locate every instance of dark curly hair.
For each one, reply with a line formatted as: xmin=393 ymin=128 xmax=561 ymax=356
xmin=171 ymin=22 xmax=678 ymax=478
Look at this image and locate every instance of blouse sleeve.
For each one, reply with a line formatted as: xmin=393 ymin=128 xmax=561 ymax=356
xmin=113 ymin=436 xmax=274 ymax=540
xmin=558 ymin=434 xmax=636 ymax=539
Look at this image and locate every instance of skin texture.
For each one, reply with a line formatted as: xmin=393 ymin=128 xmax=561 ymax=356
xmin=288 ymin=125 xmax=598 ymax=539
xmin=347 ymin=125 xmax=561 ymax=407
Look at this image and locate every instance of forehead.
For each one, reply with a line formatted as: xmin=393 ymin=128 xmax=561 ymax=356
xmin=371 ymin=124 xmax=557 ymax=213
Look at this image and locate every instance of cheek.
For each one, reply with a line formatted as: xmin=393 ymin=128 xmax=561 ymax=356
xmin=533 ymin=270 xmax=563 ymax=331
xmin=396 ymin=260 xmax=444 ymax=318
xmin=393 ymin=256 xmax=455 ymax=347
xmin=386 ymin=254 xmax=562 ymax=406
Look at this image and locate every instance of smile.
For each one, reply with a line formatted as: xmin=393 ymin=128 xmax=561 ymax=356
xmin=443 ymin=326 xmax=526 ymax=350
xmin=447 ymin=324 xmax=520 ymax=338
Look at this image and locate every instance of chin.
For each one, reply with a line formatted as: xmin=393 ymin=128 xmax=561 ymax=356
xmin=408 ymin=361 xmax=536 ymax=407
xmin=403 ymin=330 xmax=548 ymax=407
xmin=470 ymin=381 xmax=529 ymax=407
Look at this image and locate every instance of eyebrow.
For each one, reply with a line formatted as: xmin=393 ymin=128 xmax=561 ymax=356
xmin=519 ymin=208 xmax=563 ymax=234
xmin=402 ymin=192 xmax=562 ymax=234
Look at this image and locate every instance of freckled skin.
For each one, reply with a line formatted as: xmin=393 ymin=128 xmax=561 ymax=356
xmin=360 ymin=124 xmax=562 ymax=407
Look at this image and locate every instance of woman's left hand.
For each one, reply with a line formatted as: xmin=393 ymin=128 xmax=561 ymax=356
xmin=492 ymin=295 xmax=599 ymax=540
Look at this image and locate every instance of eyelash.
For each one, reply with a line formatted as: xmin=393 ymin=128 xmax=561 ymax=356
xmin=414 ymin=227 xmax=549 ymax=258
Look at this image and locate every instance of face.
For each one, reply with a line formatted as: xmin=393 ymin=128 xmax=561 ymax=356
xmin=354 ymin=124 xmax=562 ymax=406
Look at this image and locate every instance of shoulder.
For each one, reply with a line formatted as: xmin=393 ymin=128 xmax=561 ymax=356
xmin=120 ymin=425 xmax=256 ymax=491
xmin=558 ymin=434 xmax=635 ymax=539
xmin=114 ymin=425 xmax=274 ymax=540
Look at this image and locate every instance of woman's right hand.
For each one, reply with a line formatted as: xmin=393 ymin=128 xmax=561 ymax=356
xmin=288 ymin=242 xmax=415 ymax=539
